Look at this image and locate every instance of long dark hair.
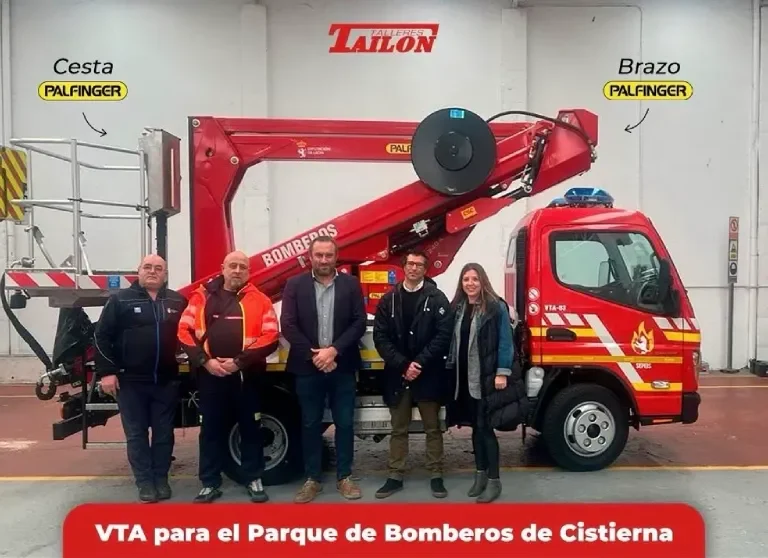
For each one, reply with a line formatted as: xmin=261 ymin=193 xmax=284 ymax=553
xmin=451 ymin=262 xmax=501 ymax=314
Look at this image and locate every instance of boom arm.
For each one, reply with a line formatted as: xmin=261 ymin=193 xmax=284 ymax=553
xmin=180 ymin=109 xmax=598 ymax=301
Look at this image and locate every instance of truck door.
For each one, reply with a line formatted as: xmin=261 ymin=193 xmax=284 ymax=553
xmin=504 ymin=225 xmax=535 ymax=361
xmin=538 ymin=225 xmax=684 ymax=415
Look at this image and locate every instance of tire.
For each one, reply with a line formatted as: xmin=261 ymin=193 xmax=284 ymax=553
xmin=541 ymin=383 xmax=630 ymax=472
xmin=222 ymin=389 xmax=304 ymax=487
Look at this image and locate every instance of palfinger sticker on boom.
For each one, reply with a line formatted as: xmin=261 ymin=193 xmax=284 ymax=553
xmin=653 ymin=316 xmax=701 ymax=343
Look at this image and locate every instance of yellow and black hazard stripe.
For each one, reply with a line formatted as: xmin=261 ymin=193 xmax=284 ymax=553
xmin=0 ymin=146 xmax=27 ymax=222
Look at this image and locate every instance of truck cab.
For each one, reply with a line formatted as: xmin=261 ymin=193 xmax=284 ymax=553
xmin=504 ymin=187 xmax=702 ymax=471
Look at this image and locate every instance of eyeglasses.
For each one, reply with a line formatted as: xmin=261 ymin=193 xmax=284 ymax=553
xmin=405 ymin=261 xmax=426 ymax=268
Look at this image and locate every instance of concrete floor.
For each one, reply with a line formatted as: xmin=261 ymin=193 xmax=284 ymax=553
xmin=1 ymin=371 xmax=767 ymax=557
xmin=0 ymin=470 xmax=766 ymax=557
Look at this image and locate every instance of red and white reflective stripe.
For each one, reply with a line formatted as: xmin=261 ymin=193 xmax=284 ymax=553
xmin=543 ymin=312 xmax=586 ymax=327
xmin=582 ymin=314 xmax=645 ymax=385
xmin=5 ymin=271 xmax=137 ymax=290
xmin=653 ymin=316 xmax=699 ymax=332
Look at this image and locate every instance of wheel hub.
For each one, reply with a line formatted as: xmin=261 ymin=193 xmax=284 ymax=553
xmin=228 ymin=414 xmax=289 ymax=471
xmin=563 ymin=401 xmax=615 ymax=457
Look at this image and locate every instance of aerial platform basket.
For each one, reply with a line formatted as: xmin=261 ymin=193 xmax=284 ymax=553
xmin=2 ymin=129 xmax=181 ymax=309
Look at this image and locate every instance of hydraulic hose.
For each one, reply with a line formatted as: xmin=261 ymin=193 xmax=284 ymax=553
xmin=0 ymin=273 xmax=57 ymax=399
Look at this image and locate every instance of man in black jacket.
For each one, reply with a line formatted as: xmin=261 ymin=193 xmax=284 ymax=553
xmin=280 ymin=235 xmax=367 ymax=503
xmin=94 ymin=254 xmax=188 ymax=503
xmin=372 ymin=249 xmax=453 ymax=499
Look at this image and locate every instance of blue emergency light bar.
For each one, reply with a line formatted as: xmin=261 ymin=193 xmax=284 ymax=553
xmin=547 ymin=187 xmax=614 ymax=208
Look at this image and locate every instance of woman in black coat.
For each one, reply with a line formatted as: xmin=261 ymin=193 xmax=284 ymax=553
xmin=445 ymin=262 xmax=528 ymax=503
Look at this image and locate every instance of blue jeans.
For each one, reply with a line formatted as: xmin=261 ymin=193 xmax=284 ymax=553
xmin=117 ymin=379 xmax=179 ymax=487
xmin=295 ymin=369 xmax=356 ymax=481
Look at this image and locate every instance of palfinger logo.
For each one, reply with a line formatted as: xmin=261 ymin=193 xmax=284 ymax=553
xmin=38 ymin=81 xmax=128 ymax=101
xmin=385 ymin=143 xmax=411 ymax=154
xmin=603 ymin=81 xmax=693 ymax=100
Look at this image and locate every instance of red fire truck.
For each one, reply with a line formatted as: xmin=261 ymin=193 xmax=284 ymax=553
xmin=1 ymin=106 xmax=701 ymax=484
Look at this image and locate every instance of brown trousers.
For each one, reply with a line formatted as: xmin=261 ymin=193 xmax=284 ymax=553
xmin=387 ymin=389 xmax=443 ymax=480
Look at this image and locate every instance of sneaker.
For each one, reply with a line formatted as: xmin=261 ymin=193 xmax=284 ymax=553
xmin=247 ymin=479 xmax=269 ymax=503
xmin=155 ymin=479 xmax=172 ymax=501
xmin=337 ymin=476 xmax=362 ymax=500
xmin=375 ymin=478 xmax=403 ymax=499
xmin=193 ymin=486 xmax=222 ymax=503
xmin=294 ymin=479 xmax=322 ymax=504
xmin=430 ymin=477 xmax=448 ymax=498
xmin=138 ymin=484 xmax=158 ymax=503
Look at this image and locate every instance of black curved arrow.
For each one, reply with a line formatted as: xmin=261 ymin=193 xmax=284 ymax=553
xmin=624 ymin=108 xmax=649 ymax=133
xmin=82 ymin=112 xmax=107 ymax=137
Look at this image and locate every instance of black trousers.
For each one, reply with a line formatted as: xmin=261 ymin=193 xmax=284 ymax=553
xmin=470 ymin=396 xmax=500 ymax=479
xmin=197 ymin=371 xmax=264 ymax=488
xmin=117 ymin=379 xmax=179 ymax=488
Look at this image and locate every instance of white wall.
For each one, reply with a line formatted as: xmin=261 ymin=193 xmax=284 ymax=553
xmin=0 ymin=0 xmax=269 ymax=378
xmin=263 ymin=0 xmax=526 ymax=301
xmin=521 ymin=0 xmax=757 ymax=371
xmin=0 ymin=0 xmax=763 ymax=380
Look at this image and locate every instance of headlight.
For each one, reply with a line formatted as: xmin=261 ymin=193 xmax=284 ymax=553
xmin=526 ymin=366 xmax=545 ymax=397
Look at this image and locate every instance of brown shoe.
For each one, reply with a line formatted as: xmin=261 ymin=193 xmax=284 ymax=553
xmin=294 ymin=479 xmax=322 ymax=504
xmin=337 ymin=476 xmax=362 ymax=500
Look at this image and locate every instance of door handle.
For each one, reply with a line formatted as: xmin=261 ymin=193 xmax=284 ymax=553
xmin=546 ymin=327 xmax=577 ymax=341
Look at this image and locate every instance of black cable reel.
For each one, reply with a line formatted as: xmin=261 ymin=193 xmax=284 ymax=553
xmin=410 ymin=107 xmax=497 ymax=196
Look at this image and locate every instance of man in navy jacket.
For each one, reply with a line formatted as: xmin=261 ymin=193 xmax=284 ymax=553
xmin=280 ymin=235 xmax=367 ymax=503
xmin=94 ymin=254 xmax=187 ymax=503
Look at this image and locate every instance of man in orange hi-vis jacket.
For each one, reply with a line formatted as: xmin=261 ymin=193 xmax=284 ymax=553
xmin=177 ymin=250 xmax=280 ymax=504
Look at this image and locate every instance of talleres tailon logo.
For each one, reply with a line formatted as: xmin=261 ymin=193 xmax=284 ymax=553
xmin=329 ymin=23 xmax=439 ymax=53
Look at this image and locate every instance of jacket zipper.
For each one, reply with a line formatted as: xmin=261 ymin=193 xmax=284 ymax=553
xmin=151 ymin=297 xmax=161 ymax=384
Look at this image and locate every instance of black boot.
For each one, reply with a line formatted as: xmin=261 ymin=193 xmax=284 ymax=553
xmin=468 ymin=471 xmax=488 ymax=498
xmin=138 ymin=483 xmax=158 ymax=503
xmin=155 ymin=478 xmax=172 ymax=501
xmin=476 ymin=478 xmax=501 ymax=503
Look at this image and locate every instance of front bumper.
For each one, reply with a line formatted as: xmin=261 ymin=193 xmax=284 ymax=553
xmin=681 ymin=391 xmax=701 ymax=424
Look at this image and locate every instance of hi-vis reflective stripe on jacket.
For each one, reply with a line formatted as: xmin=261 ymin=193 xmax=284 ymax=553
xmin=177 ymin=282 xmax=279 ymax=357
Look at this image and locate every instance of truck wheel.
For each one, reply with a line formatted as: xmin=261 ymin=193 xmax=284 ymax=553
xmin=541 ymin=383 xmax=629 ymax=472
xmin=223 ymin=390 xmax=304 ymax=487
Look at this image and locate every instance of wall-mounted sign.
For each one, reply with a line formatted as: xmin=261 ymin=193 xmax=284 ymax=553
xmin=329 ymin=23 xmax=439 ymax=53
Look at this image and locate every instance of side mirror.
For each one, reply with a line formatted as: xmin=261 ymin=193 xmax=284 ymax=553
xmin=653 ymin=259 xmax=679 ymax=315
xmin=657 ymin=259 xmax=672 ymax=299
xmin=638 ymin=259 xmax=673 ymax=306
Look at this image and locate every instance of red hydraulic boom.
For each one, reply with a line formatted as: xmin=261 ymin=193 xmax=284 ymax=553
xmin=180 ymin=108 xmax=598 ymax=301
